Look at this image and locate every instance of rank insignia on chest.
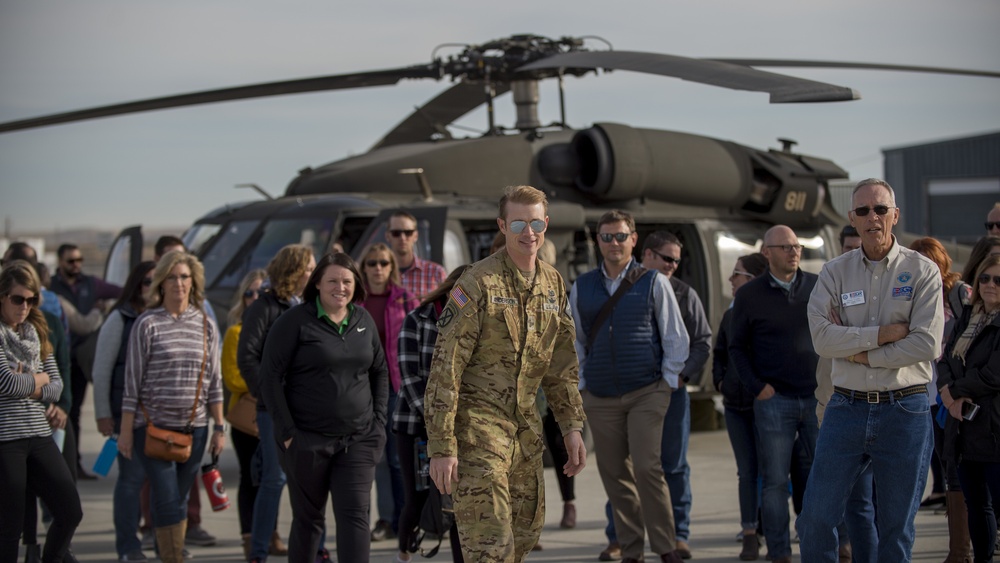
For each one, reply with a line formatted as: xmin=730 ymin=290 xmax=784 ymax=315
xmin=548 ymin=289 xmax=556 ymax=302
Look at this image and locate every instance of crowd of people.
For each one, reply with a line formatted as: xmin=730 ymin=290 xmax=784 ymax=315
xmin=1 ymin=185 xmax=998 ymax=563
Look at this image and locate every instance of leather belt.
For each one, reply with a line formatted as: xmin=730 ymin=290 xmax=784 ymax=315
xmin=833 ymin=384 xmax=927 ymax=404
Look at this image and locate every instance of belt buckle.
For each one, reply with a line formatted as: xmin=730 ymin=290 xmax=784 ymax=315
xmin=866 ymin=391 xmax=880 ymax=404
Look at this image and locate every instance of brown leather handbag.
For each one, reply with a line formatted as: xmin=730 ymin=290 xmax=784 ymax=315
xmin=225 ymin=393 xmax=258 ymax=437
xmin=140 ymin=313 xmax=208 ymax=463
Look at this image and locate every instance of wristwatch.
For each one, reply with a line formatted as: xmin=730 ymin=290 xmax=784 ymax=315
xmin=213 ymin=423 xmax=227 ymax=433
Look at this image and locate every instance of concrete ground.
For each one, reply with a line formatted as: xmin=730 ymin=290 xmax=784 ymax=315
xmin=35 ymin=391 xmax=952 ymax=562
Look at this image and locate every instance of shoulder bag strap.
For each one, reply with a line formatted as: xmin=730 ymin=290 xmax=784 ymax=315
xmin=586 ymin=266 xmax=648 ymax=351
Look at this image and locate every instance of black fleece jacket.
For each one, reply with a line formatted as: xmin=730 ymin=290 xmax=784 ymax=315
xmin=258 ymin=301 xmax=389 ymax=444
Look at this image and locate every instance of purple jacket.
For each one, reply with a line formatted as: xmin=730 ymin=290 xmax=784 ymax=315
xmin=361 ymin=283 xmax=418 ymax=393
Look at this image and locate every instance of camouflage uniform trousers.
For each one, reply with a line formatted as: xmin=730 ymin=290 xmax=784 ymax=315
xmin=454 ymin=438 xmax=544 ymax=563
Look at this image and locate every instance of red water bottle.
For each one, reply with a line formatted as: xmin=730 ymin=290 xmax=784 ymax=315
xmin=201 ymin=454 xmax=230 ymax=512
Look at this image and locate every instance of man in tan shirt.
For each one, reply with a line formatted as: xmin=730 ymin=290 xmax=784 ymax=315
xmin=800 ymin=178 xmax=943 ymax=562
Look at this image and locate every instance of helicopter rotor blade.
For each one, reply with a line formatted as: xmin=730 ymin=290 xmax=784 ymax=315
xmin=517 ymin=50 xmax=860 ymax=103
xmin=371 ymin=80 xmax=512 ymax=149
xmin=709 ymin=59 xmax=1000 ymax=79
xmin=0 ymin=64 xmax=442 ymax=134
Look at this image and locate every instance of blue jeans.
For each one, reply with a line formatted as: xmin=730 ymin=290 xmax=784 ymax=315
xmin=114 ymin=450 xmax=147 ymax=556
xmin=251 ymin=411 xmax=287 ymax=559
xmin=843 ymin=461 xmax=877 ymax=563
xmin=374 ymin=391 xmax=403 ymax=530
xmin=754 ymin=393 xmax=818 ymax=559
xmin=798 ymin=392 xmax=931 ymax=562
xmin=660 ymin=385 xmax=692 ymax=541
xmin=724 ymin=407 xmax=759 ymax=530
xmin=134 ymin=425 xmax=208 ymax=527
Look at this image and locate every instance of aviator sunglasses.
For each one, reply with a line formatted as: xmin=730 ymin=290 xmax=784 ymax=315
xmin=851 ymin=205 xmax=895 ymax=217
xmin=508 ymin=219 xmax=546 ymax=234
xmin=8 ymin=294 xmax=40 ymax=307
xmin=978 ymin=273 xmax=1000 ymax=287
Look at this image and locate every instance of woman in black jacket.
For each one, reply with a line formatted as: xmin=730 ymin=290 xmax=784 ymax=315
xmin=712 ymin=252 xmax=767 ymax=561
xmin=938 ymin=254 xmax=1000 ymax=563
xmin=258 ymin=252 xmax=388 ymax=563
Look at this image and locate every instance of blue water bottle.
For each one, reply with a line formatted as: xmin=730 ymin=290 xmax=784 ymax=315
xmin=93 ymin=435 xmax=118 ymax=477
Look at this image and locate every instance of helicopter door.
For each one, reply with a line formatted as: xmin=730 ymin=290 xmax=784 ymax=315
xmin=104 ymin=225 xmax=142 ymax=287
xmin=351 ymin=207 xmax=448 ymax=264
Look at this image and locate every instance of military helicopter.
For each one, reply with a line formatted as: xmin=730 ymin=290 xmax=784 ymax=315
xmin=3 ymin=34 xmax=996 ymax=397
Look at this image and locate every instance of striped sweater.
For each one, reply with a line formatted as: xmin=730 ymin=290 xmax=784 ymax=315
xmin=122 ymin=305 xmax=222 ymax=429
xmin=0 ymin=346 xmax=62 ymax=442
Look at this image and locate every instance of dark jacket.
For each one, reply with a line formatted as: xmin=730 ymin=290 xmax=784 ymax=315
xmin=713 ymin=307 xmax=755 ymax=411
xmin=671 ymin=277 xmax=712 ymax=384
xmin=110 ymin=305 xmax=139 ymax=427
xmin=258 ymin=301 xmax=389 ymax=445
xmin=43 ymin=310 xmax=71 ymax=413
xmin=729 ymin=269 xmax=819 ymax=398
xmin=937 ymin=305 xmax=1000 ymax=463
xmin=236 ymin=290 xmax=293 ymax=409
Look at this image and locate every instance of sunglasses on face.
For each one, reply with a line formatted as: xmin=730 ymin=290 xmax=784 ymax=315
xmin=649 ymin=249 xmax=680 ymax=265
xmin=365 ymin=259 xmax=391 ymax=268
xmin=730 ymin=270 xmax=753 ymax=279
xmin=388 ymin=229 xmax=416 ymax=238
xmin=598 ymin=232 xmax=631 ymax=243
xmin=766 ymin=244 xmax=803 ymax=253
xmin=65 ymin=257 xmax=83 ymax=265
xmin=851 ymin=205 xmax=894 ymax=217
xmin=141 ymin=277 xmax=153 ymax=287
xmin=165 ymin=274 xmax=192 ymax=283
xmin=508 ymin=219 xmax=546 ymax=235
xmin=243 ymin=289 xmax=260 ymax=299
xmin=8 ymin=294 xmax=39 ymax=307
xmin=978 ymin=273 xmax=1000 ymax=287
xmin=985 ymin=222 xmax=1000 ymax=230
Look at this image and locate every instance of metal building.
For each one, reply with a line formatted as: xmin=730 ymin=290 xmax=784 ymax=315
xmin=884 ymin=131 xmax=1000 ymax=244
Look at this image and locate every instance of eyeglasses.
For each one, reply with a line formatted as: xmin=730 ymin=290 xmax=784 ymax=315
xmin=388 ymin=229 xmax=416 ymax=238
xmin=598 ymin=232 xmax=631 ymax=243
xmin=243 ymin=289 xmax=260 ymax=299
xmin=978 ymin=273 xmax=1000 ymax=287
xmin=141 ymin=278 xmax=153 ymax=287
xmin=649 ymin=249 xmax=680 ymax=265
xmin=508 ymin=219 xmax=546 ymax=235
xmin=65 ymin=257 xmax=83 ymax=265
xmin=986 ymin=222 xmax=1000 ymax=230
xmin=365 ymin=259 xmax=391 ymax=268
xmin=851 ymin=205 xmax=895 ymax=217
xmin=8 ymin=294 xmax=39 ymax=307
xmin=766 ymin=244 xmax=803 ymax=253
xmin=730 ymin=270 xmax=753 ymax=279
xmin=165 ymin=274 xmax=192 ymax=283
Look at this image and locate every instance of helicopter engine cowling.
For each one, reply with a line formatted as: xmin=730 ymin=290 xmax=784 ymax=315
xmin=569 ymin=122 xmax=751 ymax=207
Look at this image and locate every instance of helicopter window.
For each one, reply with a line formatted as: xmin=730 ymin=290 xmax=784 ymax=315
xmin=218 ymin=218 xmax=334 ymax=288
xmin=202 ymin=220 xmax=259 ymax=288
xmin=442 ymin=227 xmax=468 ymax=273
xmin=182 ymin=224 xmax=222 ymax=257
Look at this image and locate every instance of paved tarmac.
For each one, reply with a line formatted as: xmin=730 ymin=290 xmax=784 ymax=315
xmin=35 ymin=392 xmax=952 ymax=562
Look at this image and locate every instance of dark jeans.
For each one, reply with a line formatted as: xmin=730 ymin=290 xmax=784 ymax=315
xmin=284 ymin=422 xmax=384 ymax=563
xmin=133 ymin=425 xmax=208 ymax=527
xmin=0 ymin=436 xmax=83 ymax=562
xmin=957 ymin=460 xmax=1000 ymax=562
xmin=724 ymin=407 xmax=759 ymax=530
xmin=23 ymin=423 xmax=77 ymax=545
xmin=543 ymin=406 xmax=575 ymax=502
xmin=396 ymin=432 xmax=464 ymax=561
xmin=931 ymin=405 xmax=962 ymax=491
xmin=69 ymin=358 xmax=88 ymax=471
xmin=661 ymin=385 xmax=692 ymax=541
xmin=375 ymin=391 xmax=404 ymax=530
xmin=231 ymin=427 xmax=260 ymax=534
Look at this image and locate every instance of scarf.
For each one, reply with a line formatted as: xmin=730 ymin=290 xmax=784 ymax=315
xmin=951 ymin=302 xmax=999 ymax=365
xmin=0 ymin=320 xmax=42 ymax=376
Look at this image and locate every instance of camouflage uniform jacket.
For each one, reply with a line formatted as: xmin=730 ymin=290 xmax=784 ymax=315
xmin=425 ymin=249 xmax=585 ymax=461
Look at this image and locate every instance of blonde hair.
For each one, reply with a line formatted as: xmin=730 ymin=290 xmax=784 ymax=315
xmin=266 ymin=244 xmax=314 ymax=301
xmin=147 ymin=250 xmax=206 ymax=310
xmin=498 ymin=185 xmax=548 ymax=219
xmin=360 ymin=243 xmax=401 ymax=288
xmin=0 ymin=260 xmax=52 ymax=360
xmin=227 ymin=269 xmax=267 ymax=326
xmin=972 ymin=255 xmax=1000 ymax=308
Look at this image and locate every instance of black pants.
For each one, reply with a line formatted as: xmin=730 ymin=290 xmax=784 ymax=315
xmin=396 ymin=432 xmax=464 ymax=562
xmin=542 ymin=407 xmax=575 ymax=502
xmin=231 ymin=427 xmax=260 ymax=534
xmin=0 ymin=436 xmax=83 ymax=562
xmin=284 ymin=422 xmax=384 ymax=563
xmin=69 ymin=358 xmax=88 ymax=472
xmin=23 ymin=424 xmax=78 ymax=544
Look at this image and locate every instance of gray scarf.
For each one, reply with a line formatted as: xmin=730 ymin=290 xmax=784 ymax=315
xmin=0 ymin=321 xmax=42 ymax=376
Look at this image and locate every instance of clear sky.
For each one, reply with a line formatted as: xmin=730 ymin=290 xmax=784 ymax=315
xmin=1 ymin=1 xmax=998 ymax=234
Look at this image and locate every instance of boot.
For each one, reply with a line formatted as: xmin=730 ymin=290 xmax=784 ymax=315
xmin=23 ymin=544 xmax=41 ymax=563
xmin=242 ymin=533 xmax=252 ymax=561
xmin=154 ymin=520 xmax=187 ymax=563
xmin=268 ymin=530 xmax=288 ymax=556
xmin=944 ymin=491 xmax=972 ymax=563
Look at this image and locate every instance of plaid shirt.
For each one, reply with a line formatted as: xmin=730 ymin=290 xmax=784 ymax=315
xmin=392 ymin=300 xmax=440 ymax=435
xmin=401 ymin=256 xmax=447 ymax=299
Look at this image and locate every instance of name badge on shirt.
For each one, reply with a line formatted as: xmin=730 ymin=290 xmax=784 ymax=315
xmin=841 ymin=290 xmax=865 ymax=307
xmin=491 ymin=296 xmax=517 ymax=306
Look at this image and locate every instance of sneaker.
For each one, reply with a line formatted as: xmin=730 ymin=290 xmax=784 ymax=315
xmin=599 ymin=541 xmax=622 ymax=561
xmin=120 ymin=551 xmax=148 ymax=562
xmin=185 ymin=525 xmax=217 ymax=546
xmin=370 ymin=520 xmax=395 ymax=541
xmin=182 ymin=548 xmax=193 ymax=560
xmin=141 ymin=530 xmax=155 ymax=550
xmin=316 ymin=547 xmax=332 ymax=562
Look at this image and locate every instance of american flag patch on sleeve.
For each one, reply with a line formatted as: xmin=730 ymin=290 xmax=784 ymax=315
xmin=450 ymin=285 xmax=470 ymax=308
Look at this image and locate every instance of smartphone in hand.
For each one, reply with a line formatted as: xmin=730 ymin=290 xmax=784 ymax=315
xmin=961 ymin=401 xmax=981 ymax=421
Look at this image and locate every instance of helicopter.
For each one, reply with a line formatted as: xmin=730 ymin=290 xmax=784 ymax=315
xmin=2 ymin=34 xmax=996 ymax=397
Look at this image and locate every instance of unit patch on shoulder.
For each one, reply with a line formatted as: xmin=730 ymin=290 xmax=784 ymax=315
xmin=437 ymin=305 xmax=456 ymax=327
xmin=450 ymin=285 xmax=470 ymax=309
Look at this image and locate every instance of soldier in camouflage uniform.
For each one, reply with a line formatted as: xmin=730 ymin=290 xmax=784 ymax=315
xmin=425 ymin=185 xmax=587 ymax=563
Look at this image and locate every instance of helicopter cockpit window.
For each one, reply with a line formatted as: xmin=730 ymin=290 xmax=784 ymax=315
xmin=218 ymin=218 xmax=334 ymax=288
xmin=182 ymin=224 xmax=222 ymax=257
xmin=202 ymin=220 xmax=259 ymax=288
xmin=716 ymin=228 xmax=827 ymax=302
